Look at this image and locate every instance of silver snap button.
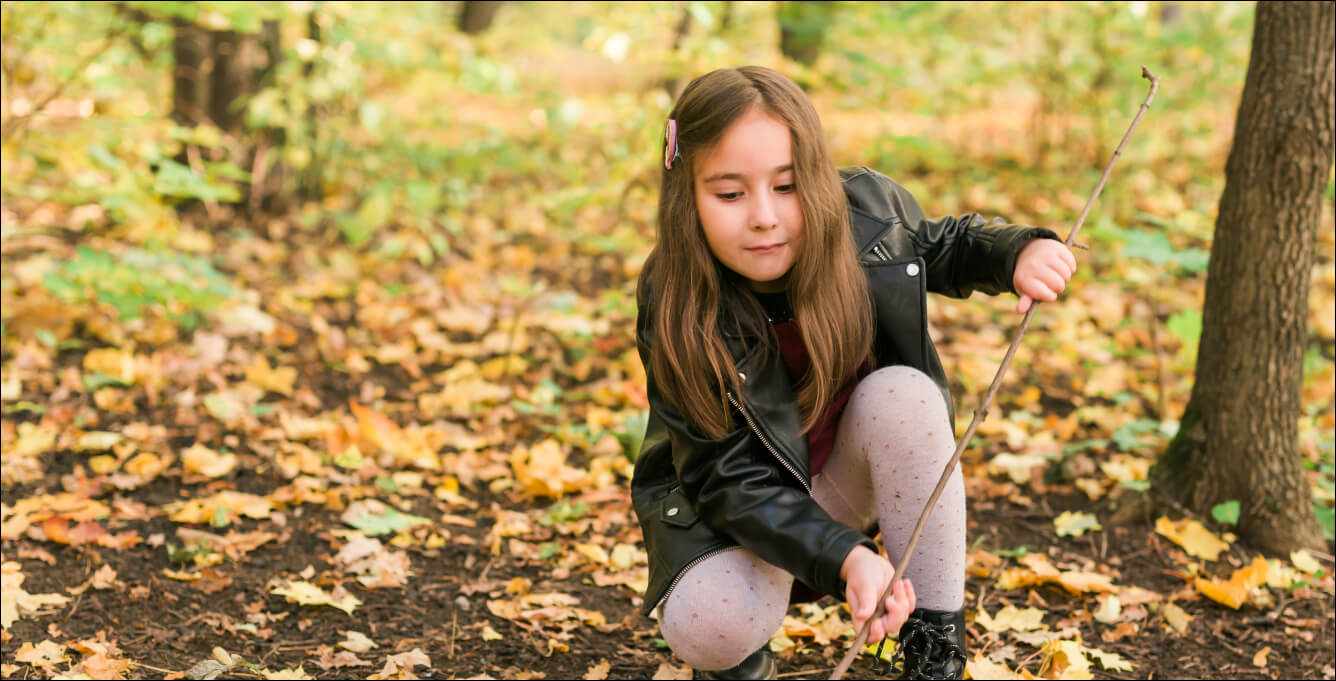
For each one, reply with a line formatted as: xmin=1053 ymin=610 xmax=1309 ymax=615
xmin=906 ymin=263 xmax=920 ymax=277
xmin=666 ymin=507 xmax=679 ymax=517
xmin=738 ymin=371 xmax=747 ymax=383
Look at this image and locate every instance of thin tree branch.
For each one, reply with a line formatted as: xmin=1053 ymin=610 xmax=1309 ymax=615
xmin=1 ymin=24 xmax=129 ymax=140
xmin=830 ymin=66 xmax=1161 ymax=680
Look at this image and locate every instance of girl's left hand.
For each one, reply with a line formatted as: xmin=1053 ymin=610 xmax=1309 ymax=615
xmin=1013 ymin=238 xmax=1077 ymax=314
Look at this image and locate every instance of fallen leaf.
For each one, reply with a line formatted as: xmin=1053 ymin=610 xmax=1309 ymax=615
xmin=1290 ymin=549 xmax=1322 ymax=574
xmin=1162 ymin=602 xmax=1191 ymax=633
xmin=1 ymin=562 xmax=70 ymax=627
xmin=1054 ymin=510 xmax=1101 ymax=537
xmin=370 ymin=648 xmax=430 ymax=680
xmin=976 ymin=605 xmax=1047 ymax=632
xmin=1194 ymin=555 xmax=1269 ymax=609
xmin=245 ymin=355 xmax=297 ymax=396
xmin=651 ymin=662 xmax=691 ymax=680
xmin=1092 ymin=595 xmax=1121 ymax=624
xmin=1252 ymin=646 xmax=1271 ymax=668
xmin=1155 ymin=516 xmax=1229 ymax=561
xmin=270 ymin=580 xmax=361 ymax=614
xmin=182 ymin=444 xmax=237 ymax=478
xmin=966 ymin=653 xmax=1021 ymax=680
xmin=262 ymin=666 xmax=315 ymax=680
xmin=15 ymin=640 xmax=67 ymax=669
xmin=339 ymin=631 xmax=378 ymax=653
xmin=481 ymin=625 xmax=504 ymax=641
xmin=583 ymin=659 xmax=611 ymax=680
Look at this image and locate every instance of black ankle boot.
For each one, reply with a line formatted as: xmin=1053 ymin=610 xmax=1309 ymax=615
xmin=893 ymin=608 xmax=967 ymax=680
xmin=693 ymin=647 xmax=777 ymax=680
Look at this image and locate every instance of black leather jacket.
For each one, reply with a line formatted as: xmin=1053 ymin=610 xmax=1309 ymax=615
xmin=631 ymin=167 xmax=1059 ymax=616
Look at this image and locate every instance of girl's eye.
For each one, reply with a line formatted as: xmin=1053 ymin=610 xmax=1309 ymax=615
xmin=716 ymin=192 xmax=742 ymax=201
xmin=776 ymin=184 xmax=795 ymax=193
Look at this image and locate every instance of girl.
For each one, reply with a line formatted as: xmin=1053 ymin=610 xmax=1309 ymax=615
xmin=632 ymin=66 xmax=1075 ymax=680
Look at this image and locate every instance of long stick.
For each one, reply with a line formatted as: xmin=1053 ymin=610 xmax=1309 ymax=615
xmin=830 ymin=66 xmax=1161 ymax=680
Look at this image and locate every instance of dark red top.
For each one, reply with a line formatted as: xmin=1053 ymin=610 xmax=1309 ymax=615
xmin=769 ymin=320 xmax=866 ymax=477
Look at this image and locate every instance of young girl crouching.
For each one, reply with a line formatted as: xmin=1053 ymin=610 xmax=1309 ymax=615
xmin=632 ymin=66 xmax=1075 ymax=680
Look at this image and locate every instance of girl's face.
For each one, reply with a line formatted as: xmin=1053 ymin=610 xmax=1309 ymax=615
xmin=693 ymin=107 xmax=804 ymax=293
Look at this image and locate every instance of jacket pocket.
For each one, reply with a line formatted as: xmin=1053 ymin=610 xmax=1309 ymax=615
xmin=661 ymin=487 xmax=700 ymax=529
xmin=867 ymin=256 xmax=928 ymax=370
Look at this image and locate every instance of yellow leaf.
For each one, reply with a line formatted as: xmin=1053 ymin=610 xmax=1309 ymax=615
xmin=1 ymin=562 xmax=70 ymax=628
xmin=1039 ymin=639 xmax=1092 ymax=680
xmin=1056 ymin=571 xmax=1118 ymax=594
xmin=15 ymin=640 xmax=67 ymax=669
xmin=768 ymin=633 xmax=796 ymax=653
xmin=966 ymin=654 xmax=1021 ymax=680
xmin=1252 ymin=646 xmax=1271 ymax=668
xmin=976 ymin=605 xmax=1047 ymax=632
xmin=583 ymin=659 xmax=611 ymax=680
xmin=482 ymin=624 xmax=504 ymax=641
xmin=162 ymin=568 xmax=200 ymax=581
xmin=1054 ymin=511 xmax=1101 ymax=538
xmin=1092 ymin=595 xmax=1121 ymax=624
xmin=263 ymin=665 xmax=315 ymax=680
xmin=83 ymin=348 xmax=137 ymax=385
xmin=1290 ymin=549 xmax=1322 ymax=574
xmin=610 ymin=543 xmax=645 ymax=570
xmin=338 ymin=631 xmax=378 ymax=653
xmin=270 ymin=580 xmax=361 ymax=614
xmin=169 ymin=491 xmax=272 ymax=524
xmin=1084 ymin=646 xmax=1133 ymax=672
xmin=182 ymin=444 xmax=237 ymax=478
xmin=1155 ymin=516 xmax=1228 ymax=561
xmin=74 ymin=431 xmax=122 ymax=451
xmin=575 ymin=543 xmax=609 ymax=566
xmin=124 ymin=452 xmax=169 ymax=479
xmin=1193 ymin=555 xmax=1269 ymax=609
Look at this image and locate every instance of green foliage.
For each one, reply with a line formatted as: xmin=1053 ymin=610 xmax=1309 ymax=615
xmin=344 ymin=505 xmax=432 ymax=536
xmin=1166 ymin=310 xmax=1202 ymax=363
xmin=40 ymin=246 xmax=238 ymax=330
xmin=538 ymin=500 xmax=589 ymax=527
xmin=1211 ymin=500 xmax=1240 ymax=526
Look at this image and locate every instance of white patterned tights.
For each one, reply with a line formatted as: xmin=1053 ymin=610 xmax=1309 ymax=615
xmin=656 ymin=366 xmax=967 ymax=671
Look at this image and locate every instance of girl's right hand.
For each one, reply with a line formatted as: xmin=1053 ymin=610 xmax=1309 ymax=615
xmin=841 ymin=546 xmax=916 ymax=642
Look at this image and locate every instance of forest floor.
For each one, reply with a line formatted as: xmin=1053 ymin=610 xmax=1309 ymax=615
xmin=2 ymin=208 xmax=1332 ymax=678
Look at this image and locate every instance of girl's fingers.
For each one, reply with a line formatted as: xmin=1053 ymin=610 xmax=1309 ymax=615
xmin=1017 ymin=293 xmax=1032 ymax=314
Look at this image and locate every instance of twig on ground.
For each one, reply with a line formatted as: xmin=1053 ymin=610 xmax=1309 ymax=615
xmin=831 ymin=65 xmax=1162 ymax=679
xmin=448 ymin=611 xmax=458 ymax=659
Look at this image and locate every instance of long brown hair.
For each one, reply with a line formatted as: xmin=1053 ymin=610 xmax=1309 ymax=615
xmin=638 ymin=66 xmax=873 ymax=439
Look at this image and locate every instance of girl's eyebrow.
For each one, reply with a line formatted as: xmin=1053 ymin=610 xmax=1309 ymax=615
xmin=702 ymin=164 xmax=794 ymax=184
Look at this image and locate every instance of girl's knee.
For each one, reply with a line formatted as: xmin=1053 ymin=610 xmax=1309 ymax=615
xmin=853 ymin=366 xmax=950 ymax=418
xmin=660 ymin=597 xmax=782 ymax=670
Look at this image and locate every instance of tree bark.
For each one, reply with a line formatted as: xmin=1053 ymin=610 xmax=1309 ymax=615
xmin=1151 ymin=1 xmax=1334 ymax=554
xmin=170 ymin=18 xmax=209 ymax=128
xmin=457 ymin=1 xmax=504 ymax=35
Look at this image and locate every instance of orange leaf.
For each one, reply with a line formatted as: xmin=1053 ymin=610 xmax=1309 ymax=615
xmin=1194 ymin=555 xmax=1269 ymax=609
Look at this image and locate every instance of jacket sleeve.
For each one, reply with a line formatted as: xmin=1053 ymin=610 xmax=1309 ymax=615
xmin=637 ymin=307 xmax=877 ymax=600
xmin=879 ymin=176 xmax=1062 ymax=298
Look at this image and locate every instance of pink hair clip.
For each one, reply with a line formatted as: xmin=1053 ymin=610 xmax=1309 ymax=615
xmin=664 ymin=118 xmax=681 ymax=170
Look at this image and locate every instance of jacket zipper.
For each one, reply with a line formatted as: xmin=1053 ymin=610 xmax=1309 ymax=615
xmin=656 ymin=545 xmax=742 ymax=611
xmin=727 ymin=391 xmax=812 ymax=495
xmin=873 ymin=243 xmax=892 ymax=261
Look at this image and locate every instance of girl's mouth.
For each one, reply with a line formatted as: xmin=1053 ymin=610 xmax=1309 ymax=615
xmin=747 ymin=242 xmax=785 ymax=254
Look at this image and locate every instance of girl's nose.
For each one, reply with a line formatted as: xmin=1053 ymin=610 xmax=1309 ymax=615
xmin=750 ymin=194 xmax=778 ymax=231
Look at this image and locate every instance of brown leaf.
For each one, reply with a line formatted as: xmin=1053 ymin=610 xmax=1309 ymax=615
xmin=194 ymin=567 xmax=232 ymax=594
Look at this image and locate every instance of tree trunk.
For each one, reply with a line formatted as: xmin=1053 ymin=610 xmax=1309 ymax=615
xmin=457 ymin=1 xmax=504 ymax=35
xmin=1151 ymin=1 xmax=1334 ymax=554
xmin=777 ymin=1 xmax=834 ymax=67
xmin=170 ymin=18 xmax=208 ymax=128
